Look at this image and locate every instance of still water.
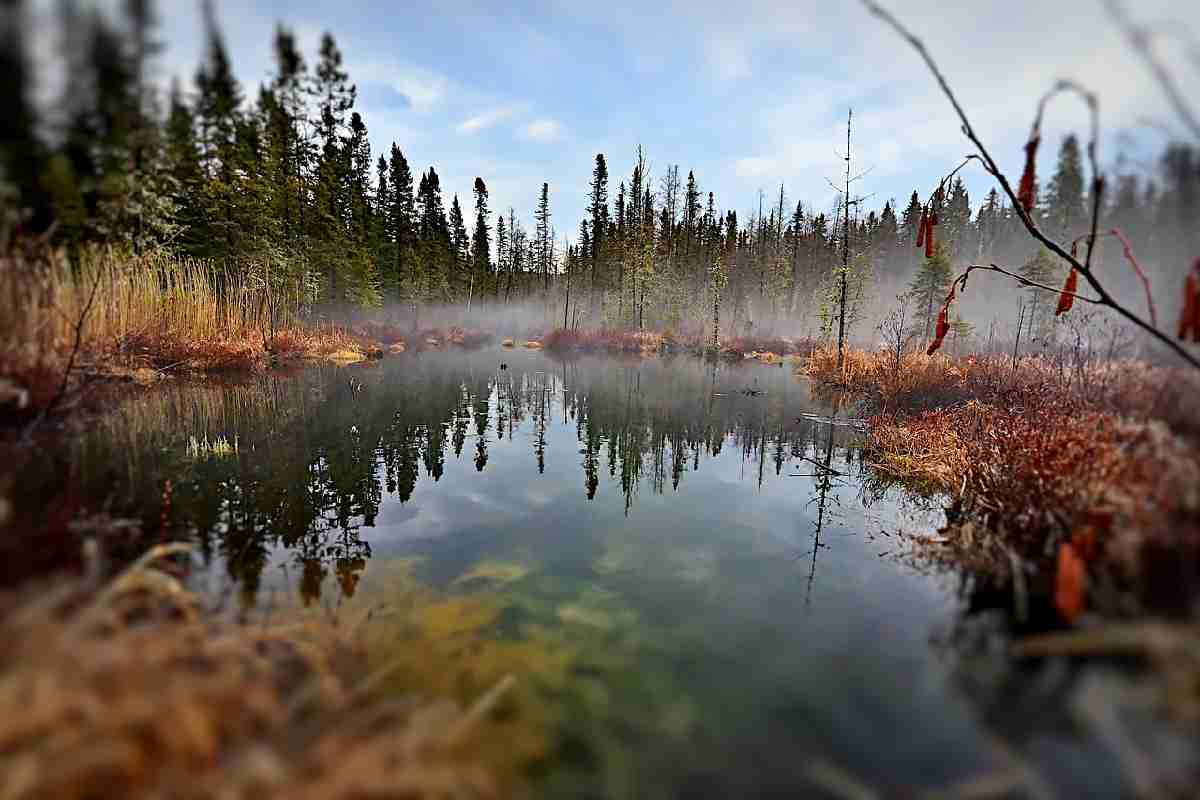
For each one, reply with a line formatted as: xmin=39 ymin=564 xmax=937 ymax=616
xmin=34 ymin=348 xmax=1122 ymax=797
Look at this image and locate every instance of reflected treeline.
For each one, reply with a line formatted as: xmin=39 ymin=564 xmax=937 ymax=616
xmin=28 ymin=351 xmax=863 ymax=604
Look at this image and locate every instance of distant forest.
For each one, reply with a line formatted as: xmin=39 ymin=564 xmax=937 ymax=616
xmin=2 ymin=0 xmax=1198 ymax=343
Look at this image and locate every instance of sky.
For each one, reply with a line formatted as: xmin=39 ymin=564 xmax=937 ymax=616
xmin=33 ymin=0 xmax=1200 ymax=239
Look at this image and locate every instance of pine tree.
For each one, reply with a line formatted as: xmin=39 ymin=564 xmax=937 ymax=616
xmin=386 ymin=144 xmax=415 ymax=301
xmin=0 ymin=0 xmax=49 ymax=228
xmin=975 ymin=188 xmax=1003 ymax=259
xmin=1019 ymin=248 xmax=1061 ymax=342
xmin=494 ymin=213 xmax=508 ymax=296
xmin=900 ymin=191 xmax=923 ymax=247
xmin=1045 ymin=134 xmax=1085 ymax=237
xmin=448 ymin=193 xmax=469 ymax=284
xmin=942 ymin=177 xmax=971 ymax=256
xmin=588 ymin=154 xmax=608 ymax=291
xmin=194 ymin=0 xmax=247 ymax=263
xmin=535 ymin=182 xmax=551 ymax=293
xmin=416 ymin=167 xmax=449 ymax=300
xmin=908 ymin=241 xmax=954 ymax=341
xmin=164 ymin=80 xmax=203 ymax=253
xmin=684 ymin=170 xmax=700 ymax=260
xmin=470 ymin=177 xmax=491 ymax=279
xmin=310 ymin=31 xmax=355 ymax=299
xmin=269 ymin=26 xmax=310 ymax=249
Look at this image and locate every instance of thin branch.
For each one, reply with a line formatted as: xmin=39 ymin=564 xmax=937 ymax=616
xmin=1104 ymin=0 xmax=1200 ymax=140
xmin=1108 ymin=228 xmax=1158 ymax=328
xmin=924 ymin=155 xmax=985 ymax=208
xmin=26 ymin=263 xmax=104 ymax=438
xmin=860 ymin=0 xmax=1200 ymax=369
xmin=957 ymin=263 xmax=1101 ymax=306
xmin=1070 ymin=228 xmax=1158 ymax=327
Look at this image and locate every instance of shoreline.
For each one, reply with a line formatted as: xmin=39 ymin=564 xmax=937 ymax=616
xmin=799 ymin=346 xmax=1200 ymax=623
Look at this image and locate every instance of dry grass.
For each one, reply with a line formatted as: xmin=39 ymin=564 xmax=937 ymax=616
xmin=718 ymin=334 xmax=814 ymax=359
xmin=803 ymin=346 xmax=1200 ymax=617
xmin=0 ymin=247 xmax=395 ymax=419
xmin=0 ymin=543 xmax=518 ymax=800
xmin=541 ymin=328 xmax=664 ymax=354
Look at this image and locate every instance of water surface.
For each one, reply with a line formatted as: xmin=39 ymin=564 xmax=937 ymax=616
xmin=26 ymin=348 xmax=1124 ymax=797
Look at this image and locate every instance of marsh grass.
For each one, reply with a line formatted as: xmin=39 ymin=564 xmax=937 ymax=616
xmin=185 ymin=433 xmax=239 ymax=460
xmin=540 ymin=327 xmax=816 ymax=359
xmin=803 ymin=346 xmax=1200 ymax=617
xmin=0 ymin=248 xmax=391 ymax=417
xmin=0 ymin=542 xmax=518 ymax=800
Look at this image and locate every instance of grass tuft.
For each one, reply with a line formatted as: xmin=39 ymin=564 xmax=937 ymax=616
xmin=0 ymin=542 xmax=517 ymax=799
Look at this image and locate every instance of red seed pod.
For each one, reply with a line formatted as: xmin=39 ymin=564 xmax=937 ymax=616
xmin=1018 ymin=136 xmax=1040 ymax=214
xmin=926 ymin=289 xmax=955 ymax=355
xmin=1181 ymin=272 xmax=1199 ymax=341
xmin=1056 ymin=269 xmax=1078 ymax=316
xmin=916 ymin=211 xmax=927 ymax=249
xmin=1055 ymin=542 xmax=1087 ymax=623
xmin=1193 ymin=272 xmax=1200 ymax=342
xmin=924 ymin=217 xmax=936 ymax=259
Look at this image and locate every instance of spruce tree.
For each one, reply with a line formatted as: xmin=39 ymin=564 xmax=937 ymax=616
xmin=0 ymin=0 xmax=49 ymax=228
xmin=269 ymin=26 xmax=310 ymax=248
xmin=1045 ymin=134 xmax=1085 ymax=237
xmin=164 ymin=80 xmax=203 ymax=254
xmin=1019 ymin=249 xmax=1061 ymax=342
xmin=470 ymin=178 xmax=491 ymax=279
xmin=588 ymin=154 xmax=608 ymax=290
xmin=448 ymin=194 xmax=469 ymax=277
xmin=535 ymin=182 xmax=551 ymax=292
xmin=386 ymin=144 xmax=415 ymax=301
xmin=194 ymin=0 xmax=247 ymax=263
xmin=310 ymin=31 xmax=355 ymax=299
xmin=908 ymin=241 xmax=954 ymax=341
xmin=942 ymin=178 xmax=971 ymax=256
xmin=900 ymin=191 xmax=923 ymax=247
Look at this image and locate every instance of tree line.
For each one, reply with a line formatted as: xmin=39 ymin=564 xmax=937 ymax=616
xmin=2 ymin=0 xmax=1196 ymax=344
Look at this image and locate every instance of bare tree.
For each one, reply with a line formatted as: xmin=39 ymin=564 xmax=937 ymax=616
xmin=878 ymin=292 xmax=915 ymax=376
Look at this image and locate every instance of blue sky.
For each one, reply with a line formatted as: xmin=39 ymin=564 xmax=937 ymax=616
xmin=38 ymin=1 xmax=1200 ymax=239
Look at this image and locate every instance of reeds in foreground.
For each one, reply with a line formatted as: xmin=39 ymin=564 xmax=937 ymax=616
xmin=0 ymin=542 xmax=517 ymax=800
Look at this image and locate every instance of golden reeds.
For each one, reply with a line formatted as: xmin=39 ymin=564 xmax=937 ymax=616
xmin=0 ymin=542 xmax=516 ymax=799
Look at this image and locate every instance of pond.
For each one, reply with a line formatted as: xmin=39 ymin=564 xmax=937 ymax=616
xmin=21 ymin=348 xmax=1125 ymax=798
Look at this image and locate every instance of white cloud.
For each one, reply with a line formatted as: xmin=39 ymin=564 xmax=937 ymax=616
xmin=521 ymin=118 xmax=564 ymax=142
xmin=734 ymin=157 xmax=777 ymax=179
xmin=352 ymin=60 xmax=449 ymax=113
xmin=457 ymin=105 xmax=520 ymax=134
xmin=705 ymin=35 xmax=752 ymax=82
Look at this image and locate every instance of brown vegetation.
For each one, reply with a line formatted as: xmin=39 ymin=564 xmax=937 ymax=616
xmin=802 ymin=347 xmax=1200 ymax=620
xmin=540 ymin=327 xmax=816 ymax=360
xmin=0 ymin=543 xmax=519 ymax=800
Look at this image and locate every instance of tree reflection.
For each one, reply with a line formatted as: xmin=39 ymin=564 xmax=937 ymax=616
xmin=60 ymin=352 xmax=861 ymax=604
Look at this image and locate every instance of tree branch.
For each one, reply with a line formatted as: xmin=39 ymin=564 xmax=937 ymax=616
xmin=861 ymin=0 xmax=1200 ymax=369
xmin=957 ymin=263 xmax=1100 ymax=305
xmin=1104 ymin=0 xmax=1200 ymax=140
